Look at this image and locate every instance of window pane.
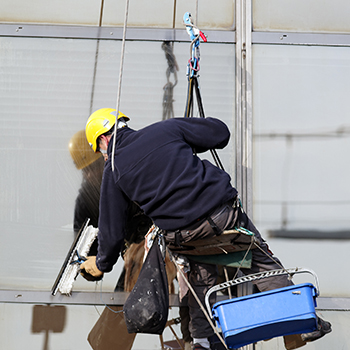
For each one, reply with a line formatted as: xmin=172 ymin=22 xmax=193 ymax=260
xmin=0 ymin=0 xmax=101 ymax=26
xmin=253 ymin=0 xmax=350 ymax=34
xmin=0 ymin=0 xmax=235 ymax=29
xmin=252 ymin=44 xmax=350 ymax=296
xmin=174 ymin=0 xmax=235 ymax=30
xmin=0 ymin=36 xmax=235 ymax=290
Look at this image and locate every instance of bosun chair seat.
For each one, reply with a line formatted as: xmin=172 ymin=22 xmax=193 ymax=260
xmin=167 ymin=229 xmax=256 ymax=256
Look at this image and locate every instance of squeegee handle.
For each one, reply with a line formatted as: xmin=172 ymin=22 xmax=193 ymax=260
xmin=70 ymin=249 xmax=87 ymax=265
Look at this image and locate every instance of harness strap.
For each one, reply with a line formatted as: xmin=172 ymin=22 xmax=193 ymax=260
xmin=207 ymin=217 xmax=222 ymax=236
xmin=174 ymin=230 xmax=182 ymax=247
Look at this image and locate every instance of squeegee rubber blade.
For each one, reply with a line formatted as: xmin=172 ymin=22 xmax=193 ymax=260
xmin=51 ymin=219 xmax=90 ymax=295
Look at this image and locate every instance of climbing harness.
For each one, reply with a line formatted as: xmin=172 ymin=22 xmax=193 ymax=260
xmin=111 ymin=0 xmax=130 ymax=171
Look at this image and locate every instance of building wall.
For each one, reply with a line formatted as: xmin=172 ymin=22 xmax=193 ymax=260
xmin=0 ymin=1 xmax=349 ymax=349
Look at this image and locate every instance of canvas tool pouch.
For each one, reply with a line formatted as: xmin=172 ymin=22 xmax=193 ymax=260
xmin=283 ymin=334 xmax=307 ymax=350
xmin=88 ymin=306 xmax=136 ymax=350
xmin=123 ymin=237 xmax=169 ymax=334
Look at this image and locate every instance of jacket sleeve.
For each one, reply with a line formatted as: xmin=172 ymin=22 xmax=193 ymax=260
xmin=171 ymin=117 xmax=231 ymax=153
xmin=95 ymin=162 xmax=129 ymax=272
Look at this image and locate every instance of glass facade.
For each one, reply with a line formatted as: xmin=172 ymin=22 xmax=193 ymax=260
xmin=253 ymin=44 xmax=350 ymax=234
xmin=0 ymin=0 xmax=349 ymax=349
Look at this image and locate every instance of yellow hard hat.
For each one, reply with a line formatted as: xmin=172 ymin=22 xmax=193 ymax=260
xmin=69 ymin=130 xmax=102 ymax=170
xmin=85 ymin=108 xmax=129 ymax=152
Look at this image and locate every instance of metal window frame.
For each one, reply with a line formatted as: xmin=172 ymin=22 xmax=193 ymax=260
xmin=0 ymin=290 xmax=349 ymax=311
xmin=2 ymin=23 xmax=350 ymax=45
xmin=0 ymin=23 xmax=236 ymax=43
xmin=253 ymin=31 xmax=350 ymax=47
xmin=236 ymin=0 xmax=253 ymax=216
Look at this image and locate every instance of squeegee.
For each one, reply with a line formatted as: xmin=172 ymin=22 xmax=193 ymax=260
xmin=51 ymin=219 xmax=99 ymax=296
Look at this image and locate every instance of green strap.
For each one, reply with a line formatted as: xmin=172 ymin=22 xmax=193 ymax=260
xmin=235 ymin=226 xmax=255 ymax=236
xmin=187 ymin=250 xmax=252 ymax=269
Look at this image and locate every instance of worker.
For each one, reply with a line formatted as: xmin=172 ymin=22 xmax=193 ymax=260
xmin=69 ymin=129 xmax=104 ymax=236
xmin=81 ymin=108 xmax=332 ymax=350
xmin=69 ymin=129 xmax=152 ymax=283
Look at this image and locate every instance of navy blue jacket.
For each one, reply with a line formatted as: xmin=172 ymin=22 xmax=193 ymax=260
xmin=96 ymin=117 xmax=238 ymax=272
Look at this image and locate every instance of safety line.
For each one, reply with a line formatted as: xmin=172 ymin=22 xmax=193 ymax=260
xmin=230 ymin=234 xmax=255 ymax=281
xmin=236 ymin=224 xmax=294 ymax=280
xmin=98 ymin=0 xmax=105 ymax=27
xmin=253 ymin=241 xmax=290 ymax=274
xmin=111 ymin=0 xmax=130 ymax=171
xmin=235 ymin=224 xmax=292 ymax=279
xmin=99 ymin=280 xmax=124 ymax=314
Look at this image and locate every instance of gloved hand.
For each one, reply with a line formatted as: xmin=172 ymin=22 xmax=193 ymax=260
xmin=80 ymin=256 xmax=104 ymax=281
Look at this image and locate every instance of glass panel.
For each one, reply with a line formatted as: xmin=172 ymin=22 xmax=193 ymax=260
xmin=0 ymin=0 xmax=101 ymax=26
xmin=0 ymin=302 xmax=184 ymax=350
xmin=0 ymin=36 xmax=235 ymax=290
xmin=174 ymin=0 xmax=235 ymax=30
xmin=0 ymin=0 xmax=235 ymax=30
xmin=252 ymin=44 xmax=350 ymax=296
xmin=253 ymin=0 xmax=350 ymax=34
xmin=102 ymin=0 xmax=175 ymax=28
xmin=0 ymin=37 xmax=100 ymax=290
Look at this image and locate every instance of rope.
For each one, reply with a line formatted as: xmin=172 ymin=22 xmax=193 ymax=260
xmin=162 ymin=42 xmax=178 ymax=120
xmin=89 ymin=0 xmax=105 ymax=115
xmin=235 ymin=225 xmax=293 ymax=280
xmin=111 ymin=0 xmax=130 ymax=171
xmin=230 ymin=233 xmax=255 ymax=282
xmin=98 ymin=280 xmax=124 ymax=314
xmin=253 ymin=242 xmax=290 ymax=274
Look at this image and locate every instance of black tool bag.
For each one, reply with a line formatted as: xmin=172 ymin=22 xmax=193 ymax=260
xmin=123 ymin=237 xmax=169 ymax=334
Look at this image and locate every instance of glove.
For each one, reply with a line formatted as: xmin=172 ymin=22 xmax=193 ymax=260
xmin=80 ymin=256 xmax=104 ymax=281
xmin=80 ymin=268 xmax=103 ymax=282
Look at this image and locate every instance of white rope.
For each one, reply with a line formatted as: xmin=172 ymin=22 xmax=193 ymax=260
xmin=99 ymin=280 xmax=124 ymax=314
xmin=166 ymin=247 xmax=228 ymax=350
xmin=111 ymin=0 xmax=130 ymax=171
xmin=230 ymin=234 xmax=256 ymax=282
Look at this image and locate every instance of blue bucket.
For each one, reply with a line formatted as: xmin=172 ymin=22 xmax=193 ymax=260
xmin=212 ymin=283 xmax=318 ymax=349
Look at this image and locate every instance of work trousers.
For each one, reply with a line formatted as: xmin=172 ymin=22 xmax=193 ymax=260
xmin=164 ymin=199 xmax=293 ymax=339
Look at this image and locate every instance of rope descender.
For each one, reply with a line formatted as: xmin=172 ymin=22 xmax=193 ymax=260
xmin=183 ymin=12 xmax=207 ymax=77
xmin=182 ymin=12 xmax=224 ymax=169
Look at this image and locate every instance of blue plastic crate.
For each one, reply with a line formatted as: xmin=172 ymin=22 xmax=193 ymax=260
xmin=212 ymin=283 xmax=318 ymax=349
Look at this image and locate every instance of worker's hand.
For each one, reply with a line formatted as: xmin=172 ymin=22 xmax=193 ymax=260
xmin=80 ymin=256 xmax=104 ymax=281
